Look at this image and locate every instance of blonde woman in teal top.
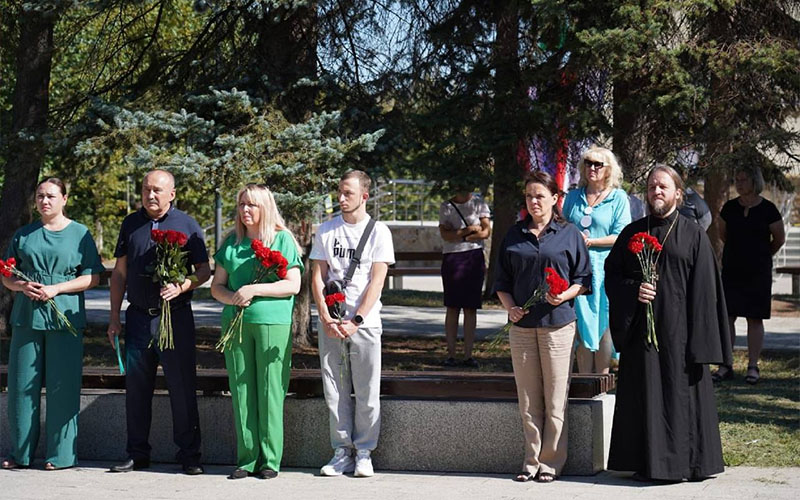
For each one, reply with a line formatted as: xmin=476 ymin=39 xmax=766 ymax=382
xmin=210 ymin=183 xmax=304 ymax=480
xmin=563 ymin=147 xmax=631 ymax=374
xmin=2 ymin=178 xmax=103 ymax=470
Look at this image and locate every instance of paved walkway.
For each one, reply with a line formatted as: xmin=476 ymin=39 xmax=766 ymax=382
xmin=1 ymin=463 xmax=798 ymax=500
xmin=84 ymin=274 xmax=800 ymax=351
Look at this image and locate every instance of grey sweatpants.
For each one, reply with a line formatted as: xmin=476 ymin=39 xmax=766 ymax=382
xmin=318 ymin=323 xmax=382 ymax=451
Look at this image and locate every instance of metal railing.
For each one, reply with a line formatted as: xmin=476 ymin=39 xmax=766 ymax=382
xmin=315 ymin=179 xmax=443 ymax=224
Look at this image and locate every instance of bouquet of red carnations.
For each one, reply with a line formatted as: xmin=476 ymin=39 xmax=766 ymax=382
xmin=216 ymin=239 xmax=288 ymax=352
xmin=0 ymin=257 xmax=79 ymax=336
xmin=150 ymin=229 xmax=189 ymax=350
xmin=627 ymin=232 xmax=663 ymax=350
xmin=324 ymin=290 xmax=348 ymax=378
xmin=484 ymin=267 xmax=569 ymax=352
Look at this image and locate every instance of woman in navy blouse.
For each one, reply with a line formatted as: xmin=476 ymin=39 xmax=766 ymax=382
xmin=494 ymin=171 xmax=592 ymax=483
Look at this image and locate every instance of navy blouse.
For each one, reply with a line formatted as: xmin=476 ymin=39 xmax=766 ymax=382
xmin=493 ymin=216 xmax=592 ymax=328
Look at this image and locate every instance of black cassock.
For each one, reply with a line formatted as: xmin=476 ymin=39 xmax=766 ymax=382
xmin=604 ymin=211 xmax=733 ymax=480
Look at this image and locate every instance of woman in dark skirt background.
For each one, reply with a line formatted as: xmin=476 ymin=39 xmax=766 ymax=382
xmin=438 ymin=186 xmax=491 ymax=367
xmin=715 ymin=166 xmax=785 ymax=384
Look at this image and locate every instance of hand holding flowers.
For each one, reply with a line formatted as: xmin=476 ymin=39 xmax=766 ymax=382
xmin=150 ymin=229 xmax=190 ymax=351
xmin=485 ymin=267 xmax=569 ymax=352
xmin=0 ymin=257 xmax=79 ymax=336
xmin=627 ymin=232 xmax=663 ymax=350
xmin=216 ymin=239 xmax=289 ymax=352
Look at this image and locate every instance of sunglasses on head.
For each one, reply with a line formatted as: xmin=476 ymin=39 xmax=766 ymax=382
xmin=585 ymin=160 xmax=605 ymax=169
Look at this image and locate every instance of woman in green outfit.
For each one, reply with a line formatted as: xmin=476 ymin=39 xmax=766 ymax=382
xmin=210 ymin=183 xmax=304 ymax=480
xmin=1 ymin=178 xmax=103 ymax=470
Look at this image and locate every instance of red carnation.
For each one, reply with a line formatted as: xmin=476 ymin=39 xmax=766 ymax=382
xmin=6 ymin=257 xmax=16 ymax=267
xmin=324 ymin=291 xmax=346 ymax=307
xmin=628 ymin=239 xmax=645 ymax=254
xmin=544 ymin=267 xmax=569 ymax=295
xmin=628 ymin=231 xmax=663 ymax=350
xmin=276 ymin=266 xmax=287 ymax=279
xmin=0 ymin=259 xmax=12 ymax=278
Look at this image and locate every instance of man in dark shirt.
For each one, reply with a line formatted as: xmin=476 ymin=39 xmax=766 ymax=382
xmin=106 ymin=170 xmax=211 ymax=475
xmin=675 ymin=165 xmax=712 ymax=230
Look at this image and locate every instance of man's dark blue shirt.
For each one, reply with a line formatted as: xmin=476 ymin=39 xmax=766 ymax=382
xmin=494 ymin=216 xmax=592 ymax=328
xmin=114 ymin=206 xmax=208 ymax=309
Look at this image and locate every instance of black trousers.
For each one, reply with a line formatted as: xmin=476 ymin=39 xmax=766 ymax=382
xmin=124 ymin=304 xmax=202 ymax=466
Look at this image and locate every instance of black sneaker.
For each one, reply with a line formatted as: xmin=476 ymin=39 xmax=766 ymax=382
xmin=443 ymin=357 xmax=457 ymax=367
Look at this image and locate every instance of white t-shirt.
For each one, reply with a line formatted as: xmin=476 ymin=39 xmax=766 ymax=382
xmin=439 ymin=195 xmax=491 ymax=254
xmin=310 ymin=215 xmax=395 ymax=328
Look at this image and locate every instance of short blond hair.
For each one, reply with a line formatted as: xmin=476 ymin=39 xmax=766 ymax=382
xmin=577 ymin=146 xmax=624 ymax=190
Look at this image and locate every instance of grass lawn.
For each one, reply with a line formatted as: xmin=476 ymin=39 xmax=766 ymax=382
xmin=716 ymin=349 xmax=800 ymax=467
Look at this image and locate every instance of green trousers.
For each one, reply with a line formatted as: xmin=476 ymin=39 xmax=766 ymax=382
xmin=224 ymin=323 xmax=292 ymax=472
xmin=6 ymin=326 xmax=83 ymax=467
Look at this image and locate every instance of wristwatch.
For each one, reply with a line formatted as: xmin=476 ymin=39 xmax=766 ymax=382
xmin=353 ymin=314 xmax=364 ymax=326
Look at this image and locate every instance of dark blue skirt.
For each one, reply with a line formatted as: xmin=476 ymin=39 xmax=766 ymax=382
xmin=441 ymin=248 xmax=485 ymax=309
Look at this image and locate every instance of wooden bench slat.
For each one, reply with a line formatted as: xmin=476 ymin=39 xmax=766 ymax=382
xmin=0 ymin=366 xmax=614 ymax=399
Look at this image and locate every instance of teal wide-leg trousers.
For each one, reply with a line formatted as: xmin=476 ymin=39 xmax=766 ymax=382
xmin=6 ymin=326 xmax=83 ymax=467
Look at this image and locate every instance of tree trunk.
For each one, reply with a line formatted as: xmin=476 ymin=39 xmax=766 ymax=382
xmin=0 ymin=12 xmax=55 ymax=333
xmin=702 ymin=5 xmax=734 ymax=260
xmin=254 ymin=3 xmax=318 ymax=122
xmin=612 ymin=78 xmax=649 ymax=184
xmin=485 ymin=1 xmax=523 ymax=298
xmin=255 ymin=5 xmax=318 ymax=346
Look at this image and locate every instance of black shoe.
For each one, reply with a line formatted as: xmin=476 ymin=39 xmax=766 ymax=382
xmin=109 ymin=458 xmax=150 ymax=473
xmin=228 ymin=467 xmax=249 ymax=480
xmin=257 ymin=468 xmax=278 ymax=479
xmin=443 ymin=357 xmax=457 ymax=367
xmin=182 ymin=464 xmax=205 ymax=475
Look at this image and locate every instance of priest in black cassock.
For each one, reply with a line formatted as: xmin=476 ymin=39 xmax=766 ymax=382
xmin=604 ymin=165 xmax=733 ymax=482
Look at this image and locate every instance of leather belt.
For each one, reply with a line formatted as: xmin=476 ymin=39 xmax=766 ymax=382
xmin=128 ymin=301 xmax=190 ymax=317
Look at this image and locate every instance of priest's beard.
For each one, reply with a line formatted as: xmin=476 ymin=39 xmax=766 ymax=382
xmin=648 ymin=198 xmax=677 ymax=217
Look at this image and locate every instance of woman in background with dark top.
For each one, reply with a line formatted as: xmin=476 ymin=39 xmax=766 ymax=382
xmin=714 ymin=166 xmax=785 ymax=385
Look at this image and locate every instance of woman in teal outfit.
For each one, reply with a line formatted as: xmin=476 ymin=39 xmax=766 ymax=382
xmin=210 ymin=183 xmax=304 ymax=480
xmin=562 ymin=147 xmax=631 ymax=373
xmin=2 ymin=178 xmax=103 ymax=470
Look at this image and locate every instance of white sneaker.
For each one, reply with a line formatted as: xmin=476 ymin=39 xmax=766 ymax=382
xmin=354 ymin=449 xmax=374 ymax=477
xmin=320 ymin=448 xmax=354 ymax=476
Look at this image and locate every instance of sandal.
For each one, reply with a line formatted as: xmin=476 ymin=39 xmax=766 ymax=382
xmin=1 ymin=458 xmax=27 ymax=470
xmin=711 ymin=365 xmax=734 ymax=383
xmin=514 ymin=472 xmax=534 ymax=482
xmin=536 ymin=472 xmax=557 ymax=483
xmin=745 ymin=365 xmax=760 ymax=385
xmin=44 ymin=462 xmax=73 ymax=471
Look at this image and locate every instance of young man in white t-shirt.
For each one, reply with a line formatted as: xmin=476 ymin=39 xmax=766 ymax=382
xmin=310 ymin=170 xmax=395 ymax=477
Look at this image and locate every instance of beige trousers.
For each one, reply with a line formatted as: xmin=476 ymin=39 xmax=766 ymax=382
xmin=510 ymin=322 xmax=576 ymax=476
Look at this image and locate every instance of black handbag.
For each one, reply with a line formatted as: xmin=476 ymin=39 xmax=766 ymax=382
xmin=325 ymin=218 xmax=376 ymax=318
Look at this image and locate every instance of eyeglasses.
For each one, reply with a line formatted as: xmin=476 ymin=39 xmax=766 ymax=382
xmin=585 ymin=160 xmax=605 ymax=170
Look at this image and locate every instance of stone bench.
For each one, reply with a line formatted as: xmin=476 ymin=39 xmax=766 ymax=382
xmin=0 ymin=368 xmax=614 ymax=475
xmin=387 ymin=251 xmax=442 ymax=289
xmin=776 ymin=266 xmax=800 ymax=298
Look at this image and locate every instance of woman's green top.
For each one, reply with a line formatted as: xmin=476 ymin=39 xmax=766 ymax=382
xmin=5 ymin=220 xmax=104 ymax=331
xmin=214 ymin=230 xmax=304 ymax=325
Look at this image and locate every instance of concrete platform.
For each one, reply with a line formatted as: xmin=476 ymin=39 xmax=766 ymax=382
xmin=0 ymin=463 xmax=797 ymax=500
xmin=0 ymin=391 xmax=614 ymax=476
